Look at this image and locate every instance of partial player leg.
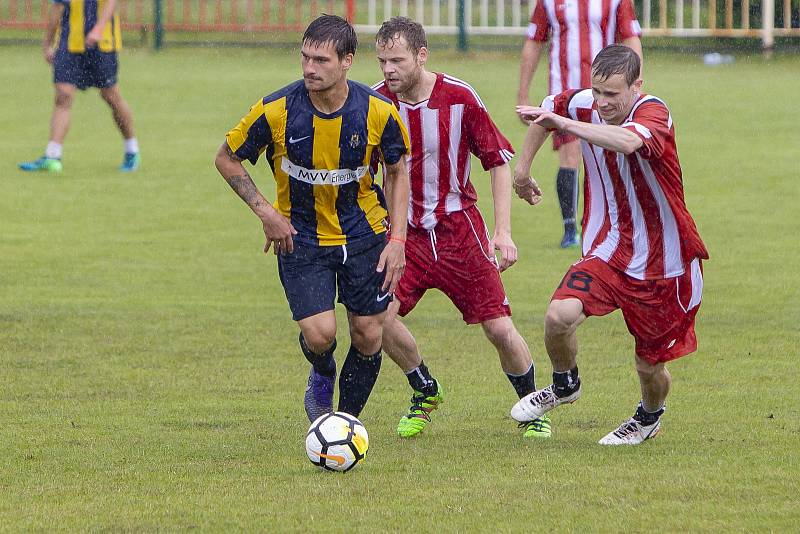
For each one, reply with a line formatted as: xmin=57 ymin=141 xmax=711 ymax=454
xmin=99 ymin=84 xmax=140 ymax=171
xmin=50 ymin=82 xmax=75 ymax=146
xmin=556 ymin=140 xmax=581 ymax=248
xmin=597 ymin=355 xmax=669 ymax=445
xmin=600 ymin=262 xmax=701 ymax=445
xmin=544 ymin=298 xmax=585 ymax=373
xmin=481 ymin=316 xmax=550 ymax=438
xmin=383 ymin=300 xmax=443 ymax=437
xmin=636 ymin=356 xmax=671 ymax=413
xmin=510 ymin=298 xmax=586 ymax=422
xmin=336 ymin=311 xmax=385 ymax=418
xmin=19 ymin=83 xmax=74 ymax=172
xmin=382 ymin=299 xmax=424 ymax=373
xmin=298 ymin=310 xmax=338 ymax=422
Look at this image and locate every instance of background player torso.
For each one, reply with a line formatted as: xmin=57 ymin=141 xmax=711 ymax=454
xmin=528 ymin=0 xmax=641 ymax=92
xmin=55 ymin=0 xmax=122 ymax=53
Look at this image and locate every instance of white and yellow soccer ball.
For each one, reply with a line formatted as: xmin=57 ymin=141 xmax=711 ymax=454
xmin=305 ymin=412 xmax=369 ymax=472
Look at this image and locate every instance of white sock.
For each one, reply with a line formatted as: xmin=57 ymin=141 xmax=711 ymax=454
xmin=45 ymin=141 xmax=63 ymax=159
xmin=124 ymin=137 xmax=139 ymax=154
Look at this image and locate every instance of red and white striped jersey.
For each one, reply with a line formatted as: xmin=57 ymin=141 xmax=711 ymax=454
xmin=373 ymin=73 xmax=514 ymax=230
xmin=527 ymin=0 xmax=642 ymax=93
xmin=544 ymin=89 xmax=709 ymax=280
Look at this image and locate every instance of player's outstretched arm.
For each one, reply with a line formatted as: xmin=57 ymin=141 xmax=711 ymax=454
xmin=43 ymin=3 xmax=63 ymax=64
xmin=377 ymin=158 xmax=409 ymax=293
xmin=214 ymin=143 xmax=296 ymax=254
xmin=516 ymin=105 xmax=643 ymax=155
xmin=561 ymin=120 xmax=643 ymax=154
xmin=488 ymin=163 xmax=518 ymax=272
xmin=513 ymin=121 xmax=548 ymax=205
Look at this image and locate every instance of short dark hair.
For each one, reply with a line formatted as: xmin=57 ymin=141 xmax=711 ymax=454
xmin=376 ymin=16 xmax=428 ymax=55
xmin=303 ymin=14 xmax=357 ymax=59
xmin=591 ymin=44 xmax=641 ymax=86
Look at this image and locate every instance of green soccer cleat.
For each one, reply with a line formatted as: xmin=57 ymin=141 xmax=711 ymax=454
xmin=520 ymin=414 xmax=552 ymax=438
xmin=396 ymin=381 xmax=444 ymax=438
xmin=120 ymin=152 xmax=140 ymax=172
xmin=18 ymin=156 xmax=62 ymax=173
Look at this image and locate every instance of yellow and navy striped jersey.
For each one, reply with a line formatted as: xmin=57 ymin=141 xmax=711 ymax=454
xmin=54 ymin=0 xmax=122 ymax=53
xmin=226 ymin=80 xmax=410 ymax=247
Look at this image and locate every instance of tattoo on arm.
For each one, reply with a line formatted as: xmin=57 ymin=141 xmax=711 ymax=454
xmin=225 ymin=144 xmax=244 ymax=162
xmin=227 ymin=172 xmax=265 ymax=209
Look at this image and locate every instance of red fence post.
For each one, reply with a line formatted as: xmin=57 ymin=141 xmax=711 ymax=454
xmin=183 ymin=0 xmax=191 ymax=29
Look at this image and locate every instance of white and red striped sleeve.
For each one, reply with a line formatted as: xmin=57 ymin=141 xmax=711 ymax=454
xmin=622 ymin=99 xmax=671 ymax=159
xmin=464 ymin=104 xmax=514 ymax=170
xmin=542 ymin=89 xmax=583 ymax=119
xmin=615 ymin=0 xmax=643 ymax=41
xmin=527 ymin=0 xmax=551 ymax=41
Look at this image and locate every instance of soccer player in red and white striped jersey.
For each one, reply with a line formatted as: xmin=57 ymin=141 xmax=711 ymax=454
xmin=511 ymin=44 xmax=709 ymax=445
xmin=518 ymin=0 xmax=642 ymax=249
xmin=373 ymin=17 xmax=552 ymax=439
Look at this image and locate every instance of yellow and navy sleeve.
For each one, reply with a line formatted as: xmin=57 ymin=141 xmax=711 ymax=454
xmin=380 ymin=105 xmax=410 ymax=165
xmin=225 ymin=98 xmax=273 ymax=165
xmin=366 ymin=96 xmax=409 ymax=165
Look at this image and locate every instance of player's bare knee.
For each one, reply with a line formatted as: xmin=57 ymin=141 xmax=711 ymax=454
xmin=301 ymin=327 xmax=336 ymax=354
xmin=482 ymin=318 xmax=516 ymax=349
xmin=545 ymin=304 xmax=578 ymax=337
xmin=54 ymin=90 xmax=73 ymax=109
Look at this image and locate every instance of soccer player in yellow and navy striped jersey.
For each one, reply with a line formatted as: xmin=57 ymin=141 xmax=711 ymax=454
xmin=215 ymin=15 xmax=410 ymax=424
xmin=225 ymin=78 xmax=408 ymax=247
xmin=18 ymin=0 xmax=140 ymax=173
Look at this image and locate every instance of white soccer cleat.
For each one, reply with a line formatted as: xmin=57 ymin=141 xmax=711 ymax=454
xmin=510 ymin=384 xmax=581 ymax=422
xmin=598 ymin=417 xmax=661 ymax=445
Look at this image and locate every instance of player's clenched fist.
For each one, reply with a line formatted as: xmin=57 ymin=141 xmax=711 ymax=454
xmin=513 ymin=174 xmax=543 ymax=206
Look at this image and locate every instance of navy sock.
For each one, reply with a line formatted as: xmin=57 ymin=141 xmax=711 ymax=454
xmin=556 ymin=167 xmax=579 ymax=232
xmin=405 ymin=361 xmax=437 ymax=396
xmin=299 ymin=333 xmax=336 ymax=377
xmin=337 ymin=345 xmax=382 ymax=418
xmin=634 ymin=401 xmax=666 ymax=426
xmin=552 ymin=366 xmax=580 ymax=398
xmin=506 ymin=364 xmax=536 ymax=399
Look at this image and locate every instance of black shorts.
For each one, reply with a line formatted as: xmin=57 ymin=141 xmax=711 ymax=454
xmin=53 ymin=48 xmax=118 ymax=90
xmin=277 ymin=234 xmax=391 ymax=321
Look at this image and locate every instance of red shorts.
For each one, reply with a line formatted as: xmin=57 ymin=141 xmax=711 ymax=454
xmin=552 ymin=130 xmax=578 ymax=151
xmin=395 ymin=205 xmax=511 ymax=324
xmin=552 ymin=256 xmax=704 ymax=365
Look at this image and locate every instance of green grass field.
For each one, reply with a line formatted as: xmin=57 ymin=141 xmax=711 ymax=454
xmin=1 ymin=44 xmax=799 ymax=531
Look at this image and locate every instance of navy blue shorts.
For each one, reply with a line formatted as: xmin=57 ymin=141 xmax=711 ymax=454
xmin=277 ymin=234 xmax=392 ymax=321
xmin=53 ymin=48 xmax=118 ymax=90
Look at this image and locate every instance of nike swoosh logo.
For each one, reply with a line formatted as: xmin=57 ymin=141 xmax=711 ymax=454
xmin=376 ymin=292 xmax=391 ymax=302
xmin=315 ymin=451 xmax=346 ymax=466
xmin=288 ymin=135 xmax=310 ymax=144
